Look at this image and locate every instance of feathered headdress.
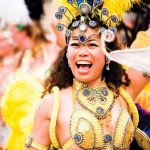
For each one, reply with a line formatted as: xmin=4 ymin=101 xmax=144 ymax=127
xmin=55 ymin=0 xmax=141 ymax=44
xmin=54 ymin=0 xmax=150 ymax=75
xmin=56 ymin=0 xmax=141 ymax=29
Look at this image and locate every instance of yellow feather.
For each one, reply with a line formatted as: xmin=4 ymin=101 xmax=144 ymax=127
xmin=103 ymin=0 xmax=141 ymax=16
xmin=2 ymin=71 xmax=44 ymax=150
xmin=58 ymin=0 xmax=141 ymax=27
xmin=58 ymin=0 xmax=78 ymax=26
xmin=102 ymin=0 xmax=141 ymax=26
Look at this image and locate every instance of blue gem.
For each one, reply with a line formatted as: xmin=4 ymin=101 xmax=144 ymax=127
xmin=102 ymin=8 xmax=108 ymax=15
xmin=77 ymin=0 xmax=83 ymax=6
xmin=72 ymin=21 xmax=79 ymax=27
xmin=96 ymin=107 xmax=104 ymax=114
xmin=65 ymin=29 xmax=71 ymax=37
xmin=94 ymin=0 xmax=103 ymax=5
xmin=55 ymin=12 xmax=62 ymax=20
xmin=87 ymin=0 xmax=93 ymax=6
xmin=111 ymin=15 xmax=118 ymax=23
xmin=74 ymin=134 xmax=82 ymax=143
xmin=94 ymin=90 xmax=99 ymax=95
xmin=83 ymin=89 xmax=90 ymax=96
xmin=67 ymin=0 xmax=74 ymax=4
xmin=79 ymin=35 xmax=86 ymax=44
xmin=101 ymin=89 xmax=108 ymax=96
xmin=89 ymin=20 xmax=97 ymax=27
xmin=96 ymin=0 xmax=102 ymax=2
xmin=105 ymin=134 xmax=112 ymax=142
xmin=59 ymin=6 xmax=66 ymax=14
xmin=56 ymin=24 xmax=64 ymax=31
xmin=110 ymin=27 xmax=117 ymax=32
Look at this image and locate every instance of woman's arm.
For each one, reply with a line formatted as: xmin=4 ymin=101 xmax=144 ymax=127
xmin=125 ymin=29 xmax=150 ymax=100
xmin=25 ymin=94 xmax=54 ymax=150
xmin=125 ymin=68 xmax=150 ymax=101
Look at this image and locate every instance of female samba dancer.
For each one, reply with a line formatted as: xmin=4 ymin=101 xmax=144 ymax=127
xmin=23 ymin=0 xmax=150 ymax=149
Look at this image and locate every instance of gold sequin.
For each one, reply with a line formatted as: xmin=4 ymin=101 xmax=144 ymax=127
xmin=74 ymin=79 xmax=114 ymax=119
xmin=69 ymin=79 xmax=136 ymax=150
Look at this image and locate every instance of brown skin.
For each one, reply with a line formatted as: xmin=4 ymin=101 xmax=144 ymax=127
xmin=127 ymin=28 xmax=150 ymax=100
xmin=67 ymin=28 xmax=105 ymax=86
xmin=125 ymin=68 xmax=149 ymax=100
xmin=26 ymin=28 xmax=149 ymax=150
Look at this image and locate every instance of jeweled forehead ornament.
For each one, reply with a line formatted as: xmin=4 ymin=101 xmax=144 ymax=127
xmin=55 ymin=0 xmax=141 ymax=44
xmin=56 ymin=1 xmax=100 ymax=45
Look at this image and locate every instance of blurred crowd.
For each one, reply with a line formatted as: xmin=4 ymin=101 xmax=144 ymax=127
xmin=0 ymin=0 xmax=149 ymax=149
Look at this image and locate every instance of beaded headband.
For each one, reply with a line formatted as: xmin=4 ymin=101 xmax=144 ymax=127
xmin=55 ymin=0 xmax=141 ymax=44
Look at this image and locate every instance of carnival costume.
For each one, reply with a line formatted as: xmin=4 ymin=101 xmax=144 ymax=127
xmin=2 ymin=0 xmax=150 ymax=150
xmin=24 ymin=81 xmax=149 ymax=150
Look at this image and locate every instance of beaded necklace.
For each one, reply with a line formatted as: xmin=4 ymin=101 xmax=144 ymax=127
xmin=73 ymin=79 xmax=115 ymax=119
xmin=72 ymin=79 xmax=115 ymax=144
xmin=70 ymin=79 xmax=136 ymax=149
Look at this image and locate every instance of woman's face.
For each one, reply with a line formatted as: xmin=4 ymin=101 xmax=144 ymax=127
xmin=67 ymin=27 xmax=105 ymax=87
xmin=10 ymin=25 xmax=32 ymax=50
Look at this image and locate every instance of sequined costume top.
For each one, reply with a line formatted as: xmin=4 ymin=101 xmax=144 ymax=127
xmin=50 ymin=81 xmax=139 ymax=150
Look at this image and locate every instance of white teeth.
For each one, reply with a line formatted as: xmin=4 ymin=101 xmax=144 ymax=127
xmin=77 ymin=61 xmax=92 ymax=65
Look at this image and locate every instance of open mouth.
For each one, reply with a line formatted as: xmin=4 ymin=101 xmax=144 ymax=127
xmin=76 ymin=61 xmax=93 ymax=69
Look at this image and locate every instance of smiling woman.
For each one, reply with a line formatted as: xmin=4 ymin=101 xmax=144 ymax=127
xmin=22 ymin=0 xmax=150 ymax=150
xmin=67 ymin=28 xmax=105 ymax=85
xmin=46 ymin=15 xmax=128 ymax=91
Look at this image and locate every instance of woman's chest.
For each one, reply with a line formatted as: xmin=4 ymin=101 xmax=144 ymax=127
xmin=55 ymin=99 xmax=134 ymax=150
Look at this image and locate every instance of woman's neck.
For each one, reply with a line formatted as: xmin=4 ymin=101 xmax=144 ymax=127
xmin=75 ymin=78 xmax=103 ymax=89
xmin=73 ymin=78 xmax=105 ymax=90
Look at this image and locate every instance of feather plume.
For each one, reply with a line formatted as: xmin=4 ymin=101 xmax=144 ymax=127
xmin=103 ymin=0 xmax=141 ymax=24
xmin=58 ymin=0 xmax=141 ymax=27
xmin=58 ymin=0 xmax=78 ymax=25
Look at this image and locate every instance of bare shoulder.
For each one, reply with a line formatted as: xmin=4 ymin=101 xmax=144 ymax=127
xmin=34 ymin=86 xmax=72 ymax=121
xmin=35 ymin=93 xmax=55 ymax=120
xmin=35 ymin=86 xmax=72 ymax=118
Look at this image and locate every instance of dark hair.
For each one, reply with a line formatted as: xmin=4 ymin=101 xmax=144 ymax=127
xmin=24 ymin=0 xmax=44 ymax=20
xmin=44 ymin=14 xmax=130 ymax=93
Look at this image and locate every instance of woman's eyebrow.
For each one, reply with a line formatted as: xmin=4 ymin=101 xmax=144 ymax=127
xmin=88 ymin=34 xmax=99 ymax=40
xmin=87 ymin=39 xmax=98 ymax=42
xmin=71 ymin=36 xmax=79 ymax=40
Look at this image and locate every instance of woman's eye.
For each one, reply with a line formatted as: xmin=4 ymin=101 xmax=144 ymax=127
xmin=70 ymin=43 xmax=79 ymax=47
xmin=89 ymin=43 xmax=98 ymax=47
